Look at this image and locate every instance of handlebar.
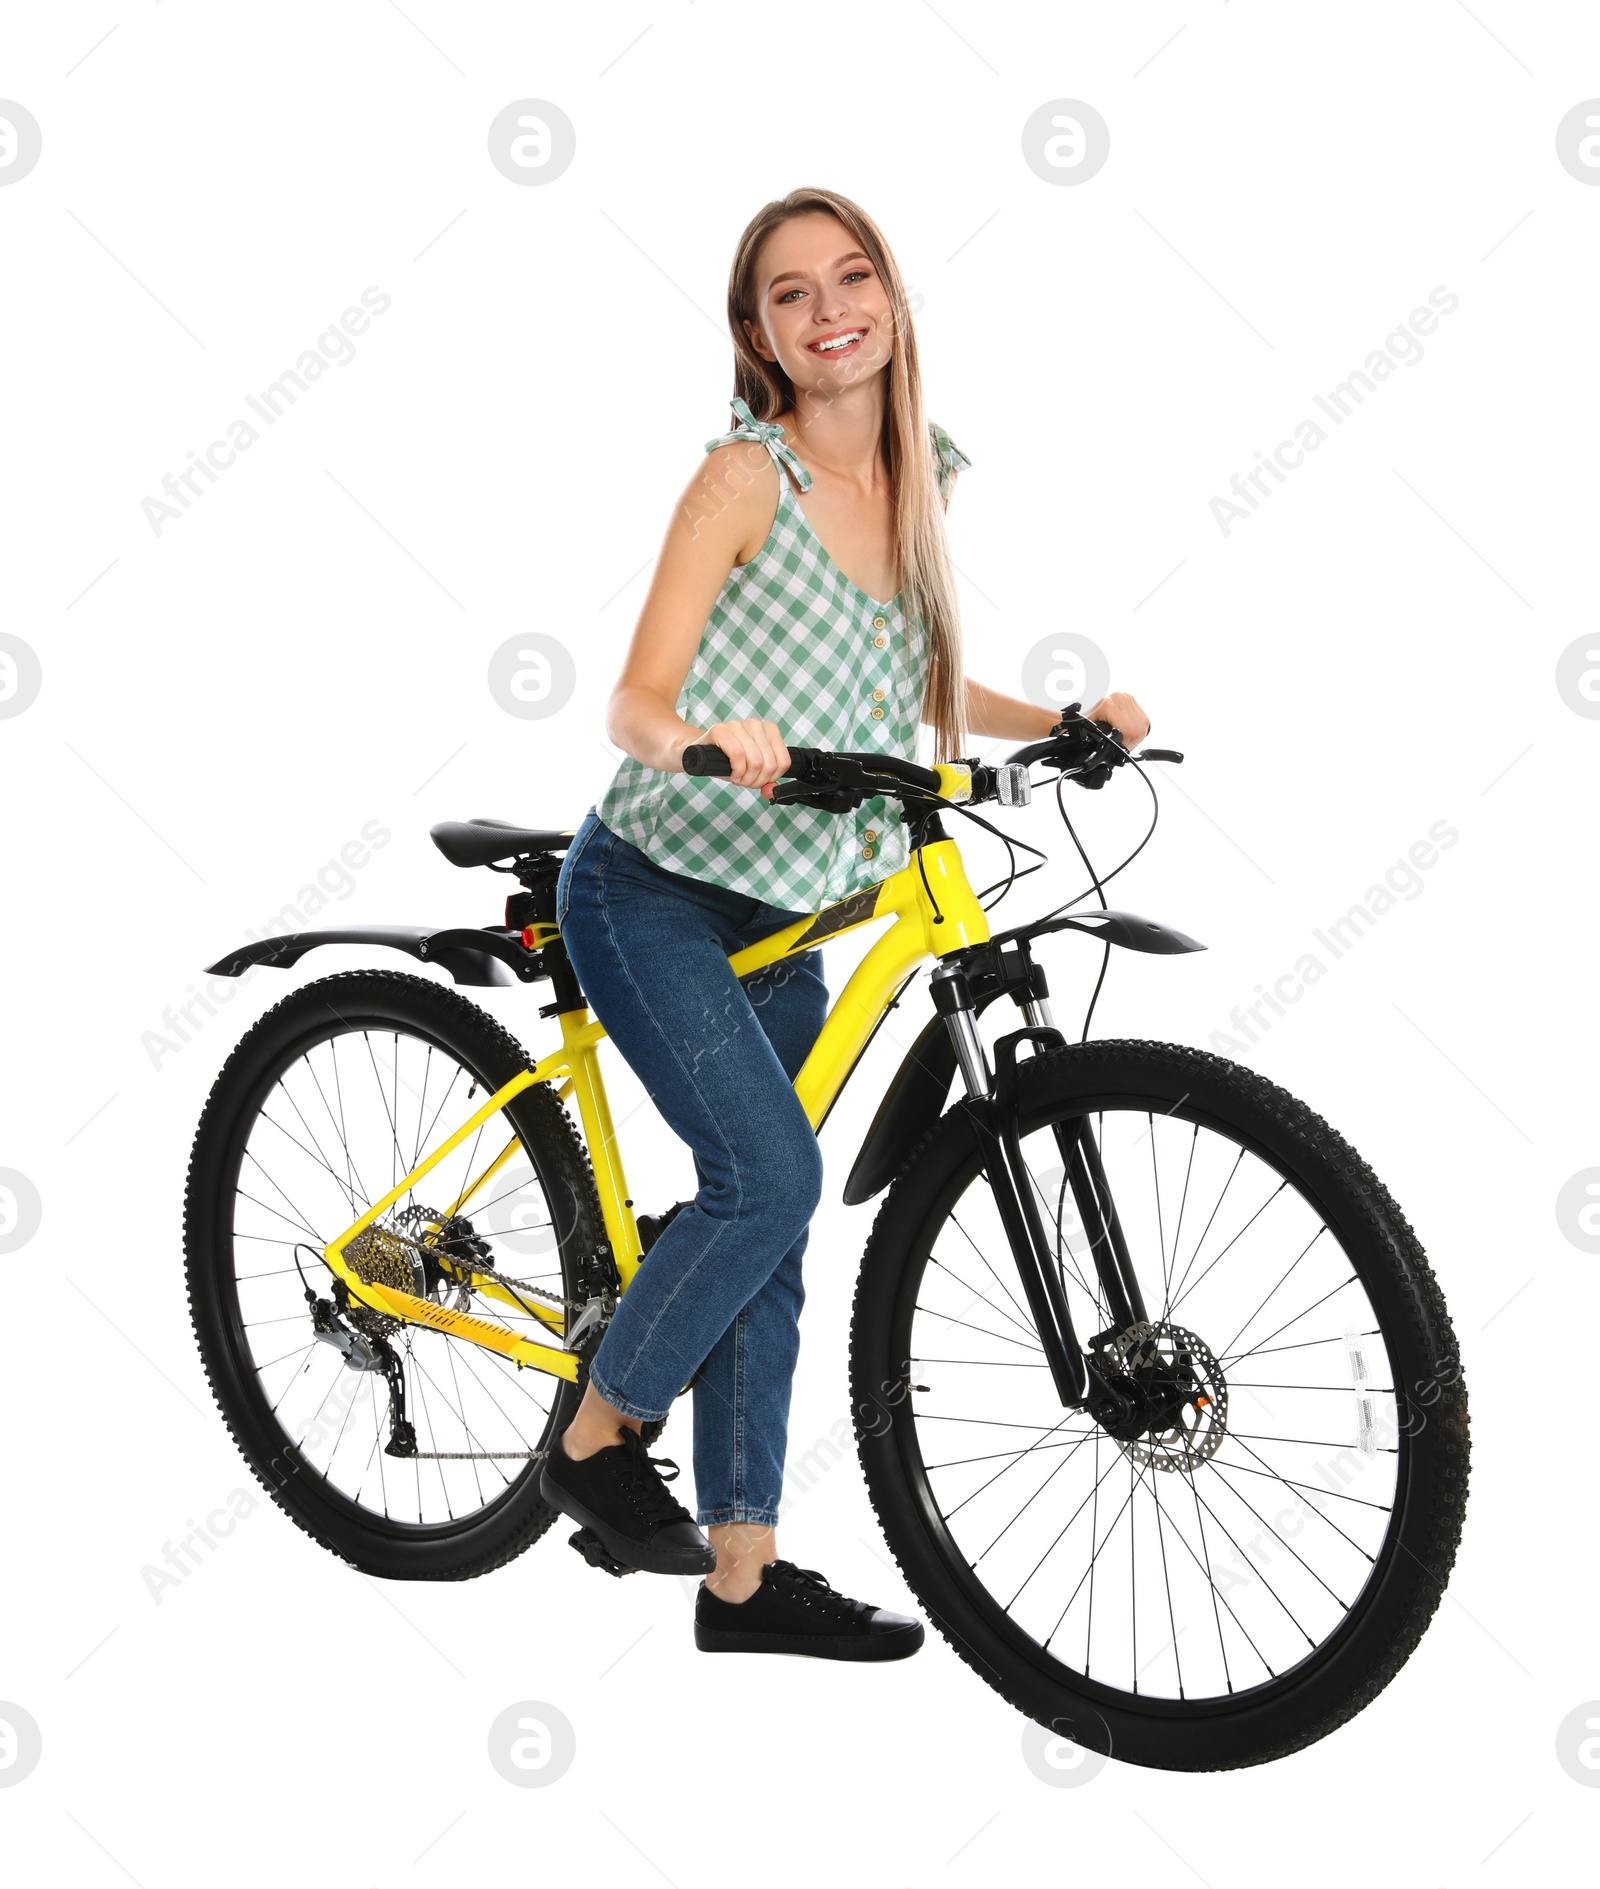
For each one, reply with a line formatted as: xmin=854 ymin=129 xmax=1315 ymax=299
xmin=680 ymin=703 xmax=1183 ymax=814
xmin=680 ymin=741 xmax=943 ymax=813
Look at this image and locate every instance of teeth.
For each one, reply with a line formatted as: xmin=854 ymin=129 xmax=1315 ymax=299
xmin=813 ymin=331 xmax=864 ymax=352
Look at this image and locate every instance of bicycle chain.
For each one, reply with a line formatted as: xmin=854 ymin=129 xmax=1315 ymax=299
xmin=386 ymin=1204 xmax=593 ymax=1315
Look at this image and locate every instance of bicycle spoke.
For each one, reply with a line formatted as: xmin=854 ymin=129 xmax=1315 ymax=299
xmin=1166 ymin=1180 xmax=1290 ymax=1319
xmin=1137 ymin=1448 xmax=1183 ymax=1696
xmin=1165 ymin=1123 xmax=1199 ymax=1312
xmin=1215 ymin=1224 xmax=1331 ymax=1357
xmin=945 ymin=1210 xmax=1042 ymax=1334
xmin=927 ymin=1249 xmax=1043 ymax=1344
xmin=1216 ymin=1451 xmax=1393 ymax=1515
xmin=971 ymin=1426 xmax=1097 ymax=1558
xmin=1164 ymin=1144 xmax=1245 ymax=1316
xmin=922 ymin=1436 xmax=1095 ymax=1472
xmin=1224 ymin=1435 xmax=1389 ymax=1555
xmin=324 ymin=1036 xmax=366 ymax=1211
xmin=1203 ymin=1458 xmax=1359 ymax=1606
xmin=267 ymin=1087 xmax=364 ymax=1219
xmin=1148 ymin=1114 xmax=1167 ymax=1308
xmin=1225 ymin=1273 xmax=1363 ymax=1360
xmin=236 ymin=1165 xmax=323 ymax=1244
xmin=913 ymin=1301 xmax=1046 ymax=1353
xmin=1215 ymin=1329 xmax=1382 ymax=1365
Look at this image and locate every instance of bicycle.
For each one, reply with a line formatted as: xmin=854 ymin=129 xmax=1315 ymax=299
xmin=184 ymin=708 xmax=1469 ymax=1771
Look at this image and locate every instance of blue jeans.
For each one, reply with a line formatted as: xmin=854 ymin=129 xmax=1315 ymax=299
xmin=553 ymin=809 xmax=827 ymax=1527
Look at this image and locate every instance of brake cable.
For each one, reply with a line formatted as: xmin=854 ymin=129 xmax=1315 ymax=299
xmin=774 ymin=719 xmax=1167 ymax=1042
xmin=864 ymin=722 xmax=1167 ymax=1041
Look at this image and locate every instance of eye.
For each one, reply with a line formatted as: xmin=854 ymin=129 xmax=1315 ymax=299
xmin=843 ymin=268 xmax=871 ymax=284
xmin=777 ymin=287 xmax=804 ymax=303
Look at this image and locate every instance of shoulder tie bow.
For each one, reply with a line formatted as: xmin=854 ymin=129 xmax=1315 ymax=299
xmin=705 ymin=394 xmax=814 ymax=492
xmin=929 ymin=420 xmax=972 ymax=502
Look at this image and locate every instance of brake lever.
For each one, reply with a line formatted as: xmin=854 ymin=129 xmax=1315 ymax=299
xmin=1072 ymin=718 xmax=1126 ymax=790
xmin=767 ymin=779 xmax=861 ymax=813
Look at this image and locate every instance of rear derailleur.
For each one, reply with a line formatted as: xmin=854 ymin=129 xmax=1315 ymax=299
xmin=308 ymin=1283 xmax=417 ymax=1456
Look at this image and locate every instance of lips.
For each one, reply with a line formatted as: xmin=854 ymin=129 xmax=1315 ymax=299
xmin=807 ymin=327 xmax=867 ymax=356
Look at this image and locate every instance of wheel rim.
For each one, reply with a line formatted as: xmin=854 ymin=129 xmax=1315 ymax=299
xmin=890 ymin=1097 xmax=1407 ymax=1710
xmin=218 ymin=1016 xmax=579 ymax=1533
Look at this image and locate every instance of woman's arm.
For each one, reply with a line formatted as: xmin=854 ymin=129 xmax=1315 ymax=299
xmin=604 ymin=444 xmax=794 ymax=791
xmin=962 ymin=678 xmax=1058 ymax=741
xmin=937 ymin=679 xmax=1153 ymax=748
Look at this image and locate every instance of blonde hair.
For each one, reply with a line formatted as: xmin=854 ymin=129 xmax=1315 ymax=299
xmin=724 ymin=187 xmax=969 ymax=765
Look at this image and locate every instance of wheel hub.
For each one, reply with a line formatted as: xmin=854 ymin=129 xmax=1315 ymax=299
xmin=1094 ymin=1320 xmax=1228 ymax=1471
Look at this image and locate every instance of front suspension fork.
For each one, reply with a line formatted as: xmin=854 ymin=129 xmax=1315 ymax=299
xmin=932 ymin=964 xmax=1144 ymax=1416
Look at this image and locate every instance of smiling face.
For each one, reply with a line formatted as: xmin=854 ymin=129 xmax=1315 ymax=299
xmin=742 ymin=212 xmax=895 ymax=400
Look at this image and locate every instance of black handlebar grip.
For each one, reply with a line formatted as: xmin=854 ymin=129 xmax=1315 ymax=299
xmin=681 ymin=743 xmax=732 ymax=776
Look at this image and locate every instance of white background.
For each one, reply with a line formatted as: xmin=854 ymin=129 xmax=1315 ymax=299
xmin=2 ymin=3 xmax=1595 ymax=1882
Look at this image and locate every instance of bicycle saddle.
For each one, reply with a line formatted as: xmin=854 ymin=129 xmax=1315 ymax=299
xmin=430 ymin=818 xmax=577 ymax=869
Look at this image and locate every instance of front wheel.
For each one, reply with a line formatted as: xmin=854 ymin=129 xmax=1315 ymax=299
xmin=849 ymin=1038 xmax=1469 ymax=1771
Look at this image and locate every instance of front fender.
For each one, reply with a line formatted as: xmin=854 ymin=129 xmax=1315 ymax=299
xmin=842 ymin=908 xmax=1204 ymax=1205
xmin=841 ymin=1011 xmax=958 ymax=1206
xmin=204 ymin=924 xmax=547 ymax=989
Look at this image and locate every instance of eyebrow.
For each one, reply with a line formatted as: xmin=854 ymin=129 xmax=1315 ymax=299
xmin=766 ymin=251 xmax=871 ymax=291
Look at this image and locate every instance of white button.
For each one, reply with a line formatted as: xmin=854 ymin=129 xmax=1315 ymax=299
xmin=869 ymin=706 xmax=884 ymax=720
xmin=873 ymin=633 xmax=887 ymax=648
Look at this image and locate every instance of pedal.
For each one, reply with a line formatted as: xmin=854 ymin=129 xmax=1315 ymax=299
xmin=637 ymin=1198 xmax=694 ymax=1256
xmin=567 ymin=1526 xmax=638 ymax=1578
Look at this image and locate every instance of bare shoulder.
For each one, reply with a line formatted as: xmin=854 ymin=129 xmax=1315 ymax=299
xmin=675 ymin=431 xmax=783 ymax=568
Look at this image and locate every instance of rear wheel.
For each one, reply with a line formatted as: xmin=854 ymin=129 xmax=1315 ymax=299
xmin=849 ymin=1038 xmax=1468 ymax=1770
xmin=184 ymin=970 xmax=607 ymax=1579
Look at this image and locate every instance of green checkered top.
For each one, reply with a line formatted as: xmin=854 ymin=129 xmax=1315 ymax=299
xmin=592 ymin=395 xmax=971 ymax=911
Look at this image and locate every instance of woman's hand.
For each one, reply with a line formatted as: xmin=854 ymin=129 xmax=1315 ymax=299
xmin=1083 ymin=691 xmax=1151 ymax=750
xmin=699 ymin=718 xmax=792 ymax=797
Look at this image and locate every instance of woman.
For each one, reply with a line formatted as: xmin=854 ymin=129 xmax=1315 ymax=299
xmin=543 ymin=187 xmax=1150 ymax=1661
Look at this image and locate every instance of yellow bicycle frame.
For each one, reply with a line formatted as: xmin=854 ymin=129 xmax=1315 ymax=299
xmin=323 ymin=767 xmax=990 ymax=1385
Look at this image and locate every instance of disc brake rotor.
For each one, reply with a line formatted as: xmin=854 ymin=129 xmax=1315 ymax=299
xmin=1102 ymin=1319 xmax=1229 ymax=1473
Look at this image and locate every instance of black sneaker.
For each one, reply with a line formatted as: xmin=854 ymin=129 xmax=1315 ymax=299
xmin=540 ymin=1427 xmax=716 ymax=1576
xmin=694 ymin=1558 xmax=924 ymax=1661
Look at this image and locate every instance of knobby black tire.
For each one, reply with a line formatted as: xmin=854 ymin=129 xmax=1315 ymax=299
xmin=849 ymin=1039 xmax=1469 ymax=1771
xmin=184 ymin=970 xmax=605 ymax=1580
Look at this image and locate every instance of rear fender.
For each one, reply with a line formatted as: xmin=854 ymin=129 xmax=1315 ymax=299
xmin=205 ymin=924 xmax=547 ymax=989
